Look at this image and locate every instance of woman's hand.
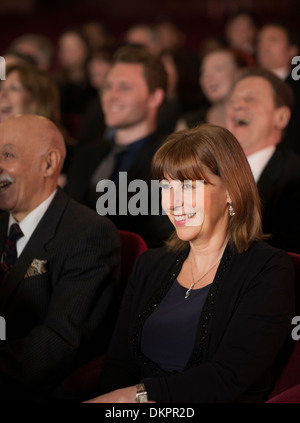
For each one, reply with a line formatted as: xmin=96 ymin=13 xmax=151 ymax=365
xmin=83 ymin=386 xmax=137 ymax=403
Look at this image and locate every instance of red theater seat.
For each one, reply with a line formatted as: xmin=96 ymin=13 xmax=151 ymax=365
xmin=266 ymin=252 xmax=300 ymax=402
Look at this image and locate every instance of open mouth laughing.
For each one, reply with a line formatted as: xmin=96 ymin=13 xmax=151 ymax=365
xmin=0 ymin=179 xmax=13 ymax=192
xmin=232 ymin=117 xmax=251 ymax=127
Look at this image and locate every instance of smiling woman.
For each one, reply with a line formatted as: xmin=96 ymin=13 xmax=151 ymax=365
xmin=160 ymin=179 xmax=204 ymax=229
xmin=85 ymin=124 xmax=295 ymax=404
xmin=152 ymin=123 xmax=263 ymax=252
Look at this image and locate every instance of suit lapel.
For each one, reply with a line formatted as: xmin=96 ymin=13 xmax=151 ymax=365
xmin=0 ymin=188 xmax=69 ymax=311
xmin=0 ymin=213 xmax=9 ymax=253
xmin=257 ymin=147 xmax=283 ymax=208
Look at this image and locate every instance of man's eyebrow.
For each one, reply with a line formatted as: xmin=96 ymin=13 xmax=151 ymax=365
xmin=0 ymin=143 xmax=17 ymax=151
xmin=0 ymin=143 xmax=15 ymax=148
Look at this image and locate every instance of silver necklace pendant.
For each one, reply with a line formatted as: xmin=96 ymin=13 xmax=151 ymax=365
xmin=184 ymin=288 xmax=192 ymax=299
xmin=185 ymin=283 xmax=195 ymax=299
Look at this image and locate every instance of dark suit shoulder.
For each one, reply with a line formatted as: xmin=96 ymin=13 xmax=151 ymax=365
xmin=59 ymin=192 xmax=119 ymax=234
xmin=278 ymin=144 xmax=300 ymax=162
xmin=228 ymin=241 xmax=294 ymax=288
xmin=246 ymin=240 xmax=292 ymax=264
xmin=259 ymin=145 xmax=300 ymax=185
xmin=43 ymin=189 xmax=119 ymax=249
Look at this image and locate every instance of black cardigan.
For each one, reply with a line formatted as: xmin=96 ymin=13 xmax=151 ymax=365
xmin=98 ymin=241 xmax=295 ymax=403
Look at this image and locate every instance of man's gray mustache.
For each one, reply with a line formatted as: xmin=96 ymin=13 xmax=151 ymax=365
xmin=0 ymin=174 xmax=14 ymax=184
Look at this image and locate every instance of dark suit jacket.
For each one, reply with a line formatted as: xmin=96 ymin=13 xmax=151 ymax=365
xmin=0 ymin=188 xmax=120 ymax=402
xmin=257 ymin=145 xmax=300 ymax=253
xmin=98 ymin=241 xmax=295 ymax=403
xmin=66 ymin=133 xmax=173 ymax=247
xmin=281 ymin=74 xmax=300 ymax=156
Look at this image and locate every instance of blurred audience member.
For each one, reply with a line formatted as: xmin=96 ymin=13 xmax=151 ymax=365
xmin=124 ymin=20 xmax=201 ymax=116
xmin=256 ymin=22 xmax=298 ymax=79
xmin=82 ymin=21 xmax=115 ymax=52
xmin=154 ymin=49 xmax=182 ymax=136
xmin=256 ymin=21 xmax=300 ymax=154
xmin=155 ymin=18 xmax=186 ymax=52
xmin=0 ymin=62 xmax=74 ymax=185
xmin=55 ymin=27 xmax=97 ymax=137
xmin=2 ymin=49 xmax=37 ymax=67
xmin=78 ymin=46 xmax=117 ymax=146
xmin=124 ymin=23 xmax=183 ymax=135
xmin=9 ymin=34 xmax=54 ymax=71
xmin=156 ymin=19 xmax=203 ymax=113
xmin=226 ymin=68 xmax=300 ymax=253
xmin=224 ymin=11 xmax=258 ymax=59
xmin=66 ymin=45 xmax=173 ymax=247
xmin=88 ymin=48 xmax=116 ymax=90
xmin=0 ymin=63 xmax=60 ymax=125
xmin=163 ymin=47 xmax=205 ymax=115
xmin=177 ymin=47 xmax=248 ymax=129
xmin=124 ymin=23 xmax=162 ymax=56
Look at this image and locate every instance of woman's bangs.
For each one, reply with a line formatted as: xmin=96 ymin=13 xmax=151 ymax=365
xmin=157 ymin=148 xmax=210 ymax=183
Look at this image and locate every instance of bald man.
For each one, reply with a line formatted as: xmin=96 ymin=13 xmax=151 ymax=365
xmin=0 ymin=115 xmax=120 ymax=402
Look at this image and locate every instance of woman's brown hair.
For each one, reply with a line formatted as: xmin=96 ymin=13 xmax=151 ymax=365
xmin=152 ymin=123 xmax=265 ymax=252
xmin=5 ymin=63 xmax=61 ymax=125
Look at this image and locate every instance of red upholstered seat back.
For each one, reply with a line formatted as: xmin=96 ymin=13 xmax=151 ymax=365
xmin=266 ymin=252 xmax=300 ymax=402
xmin=118 ymin=229 xmax=148 ymax=289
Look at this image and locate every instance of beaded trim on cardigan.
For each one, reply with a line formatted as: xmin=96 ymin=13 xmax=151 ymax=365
xmin=186 ymin=245 xmax=233 ymax=368
xmin=131 ymin=243 xmax=234 ymax=375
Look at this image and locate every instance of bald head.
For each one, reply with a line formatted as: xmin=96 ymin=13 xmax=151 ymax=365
xmin=0 ymin=114 xmax=66 ymax=166
xmin=0 ymin=114 xmax=66 ymax=221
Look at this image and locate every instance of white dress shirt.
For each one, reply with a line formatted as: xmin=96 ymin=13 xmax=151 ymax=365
xmin=8 ymin=190 xmax=57 ymax=258
xmin=247 ymin=145 xmax=276 ymax=182
xmin=272 ymin=67 xmax=290 ymax=81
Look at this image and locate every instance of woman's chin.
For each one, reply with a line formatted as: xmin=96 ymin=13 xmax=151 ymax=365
xmin=175 ymin=225 xmax=201 ymax=242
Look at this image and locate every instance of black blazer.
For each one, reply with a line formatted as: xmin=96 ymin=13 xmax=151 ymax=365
xmin=0 ymin=188 xmax=120 ymax=401
xmin=66 ymin=133 xmax=173 ymax=247
xmin=257 ymin=145 xmax=300 ymax=253
xmin=281 ymin=74 xmax=300 ymax=156
xmin=98 ymin=241 xmax=295 ymax=403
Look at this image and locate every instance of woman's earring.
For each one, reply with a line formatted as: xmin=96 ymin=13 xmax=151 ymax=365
xmin=229 ymin=201 xmax=235 ymax=216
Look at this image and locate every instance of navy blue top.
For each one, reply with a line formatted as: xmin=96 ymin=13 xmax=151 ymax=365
xmin=141 ymin=280 xmax=211 ymax=372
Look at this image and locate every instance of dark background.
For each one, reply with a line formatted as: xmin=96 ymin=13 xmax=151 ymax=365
xmin=0 ymin=0 xmax=299 ymax=54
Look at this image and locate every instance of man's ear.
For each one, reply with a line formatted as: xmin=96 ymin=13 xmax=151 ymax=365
xmin=274 ymin=106 xmax=291 ymax=130
xmin=149 ymin=88 xmax=165 ymax=110
xmin=43 ymin=150 xmax=61 ymax=177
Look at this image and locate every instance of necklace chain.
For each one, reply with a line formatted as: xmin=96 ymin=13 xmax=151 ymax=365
xmin=184 ymin=254 xmax=221 ymax=299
